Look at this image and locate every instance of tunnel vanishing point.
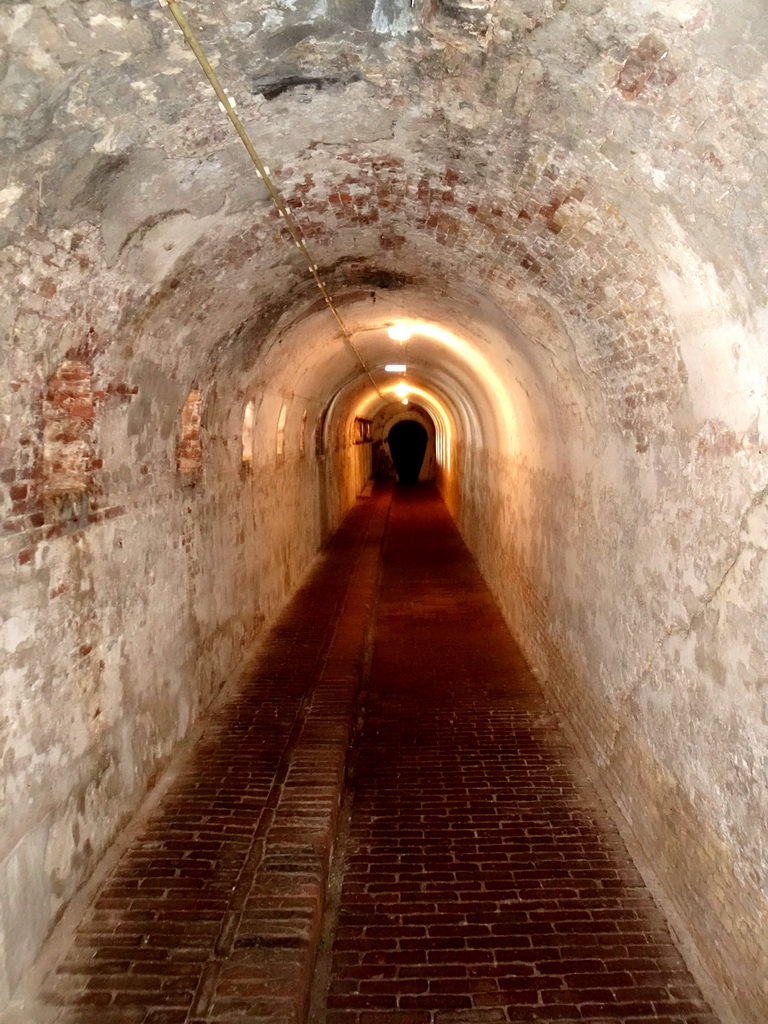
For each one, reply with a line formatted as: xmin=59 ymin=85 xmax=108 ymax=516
xmin=1 ymin=0 xmax=768 ymax=1021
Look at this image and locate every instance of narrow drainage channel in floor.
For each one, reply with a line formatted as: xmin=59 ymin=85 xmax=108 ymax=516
xmin=309 ymin=484 xmax=391 ymax=1024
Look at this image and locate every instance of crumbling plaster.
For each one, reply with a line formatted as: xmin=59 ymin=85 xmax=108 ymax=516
xmin=1 ymin=0 xmax=768 ymax=1019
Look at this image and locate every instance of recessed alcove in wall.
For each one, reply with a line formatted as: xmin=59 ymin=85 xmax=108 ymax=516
xmin=242 ymin=400 xmax=255 ymax=463
xmin=177 ymin=388 xmax=202 ymax=476
xmin=299 ymin=409 xmax=308 ymax=457
xmin=276 ymin=403 xmax=287 ymax=459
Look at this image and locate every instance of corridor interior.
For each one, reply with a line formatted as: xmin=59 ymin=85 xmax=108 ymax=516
xmin=6 ymin=484 xmax=720 ymax=1024
xmin=2 ymin=2 xmax=768 ymax=1024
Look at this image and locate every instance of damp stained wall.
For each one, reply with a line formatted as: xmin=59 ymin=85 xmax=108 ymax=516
xmin=1 ymin=0 xmax=768 ymax=1020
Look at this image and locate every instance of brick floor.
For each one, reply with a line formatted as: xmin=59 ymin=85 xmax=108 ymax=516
xmin=315 ymin=486 xmax=719 ymax=1024
xmin=32 ymin=483 xmax=720 ymax=1024
xmin=39 ymin=486 xmax=392 ymax=1024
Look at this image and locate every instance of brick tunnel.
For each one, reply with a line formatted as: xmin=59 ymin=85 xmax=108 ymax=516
xmin=1 ymin=1 xmax=767 ymax=1023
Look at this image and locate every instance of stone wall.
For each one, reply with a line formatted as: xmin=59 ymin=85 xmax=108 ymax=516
xmin=449 ymin=334 xmax=768 ymax=1023
xmin=0 ymin=352 xmax=367 ymax=1000
xmin=2 ymin=0 xmax=768 ymax=1017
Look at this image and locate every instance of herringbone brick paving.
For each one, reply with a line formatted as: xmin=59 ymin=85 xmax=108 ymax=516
xmin=318 ymin=486 xmax=719 ymax=1024
xmin=29 ymin=483 xmax=720 ymax=1024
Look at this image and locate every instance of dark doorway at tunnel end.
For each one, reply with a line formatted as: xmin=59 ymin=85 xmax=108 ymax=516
xmin=388 ymin=420 xmax=428 ymax=485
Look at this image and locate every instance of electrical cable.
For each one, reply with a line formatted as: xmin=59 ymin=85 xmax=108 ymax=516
xmin=160 ymin=0 xmax=384 ymax=397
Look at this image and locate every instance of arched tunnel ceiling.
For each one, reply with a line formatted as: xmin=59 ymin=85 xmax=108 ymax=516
xmin=4 ymin=5 xmax=768 ymax=1014
xmin=3 ymin=0 xmax=768 ymax=451
xmin=257 ymin=299 xmax=550 ymax=463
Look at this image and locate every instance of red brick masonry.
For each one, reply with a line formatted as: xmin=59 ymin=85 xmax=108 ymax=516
xmin=44 ymin=484 xmax=719 ymax=1024
xmin=320 ymin=487 xmax=718 ymax=1024
xmin=46 ymin=488 xmax=389 ymax=1024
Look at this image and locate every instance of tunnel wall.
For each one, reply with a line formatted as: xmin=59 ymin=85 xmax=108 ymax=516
xmin=320 ymin=432 xmax=373 ymax=540
xmin=3 ymin=0 xmax=768 ymax=1016
xmin=446 ymin=303 xmax=768 ymax=1023
xmin=0 ymin=366 xmax=366 ymax=1001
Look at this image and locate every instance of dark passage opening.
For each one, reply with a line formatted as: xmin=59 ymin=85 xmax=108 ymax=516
xmin=388 ymin=420 xmax=428 ymax=485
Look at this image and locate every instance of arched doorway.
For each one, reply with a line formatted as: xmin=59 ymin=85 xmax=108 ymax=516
xmin=388 ymin=420 xmax=428 ymax=485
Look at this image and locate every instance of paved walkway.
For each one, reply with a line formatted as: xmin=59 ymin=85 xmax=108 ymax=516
xmin=313 ymin=488 xmax=718 ymax=1024
xmin=25 ymin=484 xmax=717 ymax=1024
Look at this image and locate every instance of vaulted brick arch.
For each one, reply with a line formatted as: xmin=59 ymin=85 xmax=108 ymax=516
xmin=1 ymin=0 xmax=767 ymax=1018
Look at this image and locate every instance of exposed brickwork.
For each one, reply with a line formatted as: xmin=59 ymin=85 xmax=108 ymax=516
xmin=42 ymin=360 xmax=94 ymax=498
xmin=320 ymin=487 xmax=719 ymax=1024
xmin=454 ymin=452 xmax=768 ymax=1024
xmin=5 ymin=480 xmax=731 ymax=1024
xmin=41 ymin=487 xmax=392 ymax=1024
xmin=2 ymin=1 xmax=768 ymax=1017
xmin=165 ymin=149 xmax=685 ymax=448
xmin=1 ymin=348 xmax=136 ymax=567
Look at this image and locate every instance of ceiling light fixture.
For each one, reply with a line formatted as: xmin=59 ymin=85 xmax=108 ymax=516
xmin=388 ymin=325 xmax=413 ymax=342
xmin=385 ymin=364 xmax=407 ymax=372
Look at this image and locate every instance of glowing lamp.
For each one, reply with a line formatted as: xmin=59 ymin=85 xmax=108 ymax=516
xmin=388 ymin=324 xmax=412 ymax=342
xmin=385 ymin=364 xmax=407 ymax=372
